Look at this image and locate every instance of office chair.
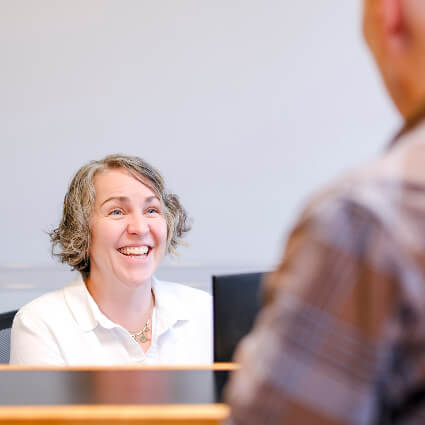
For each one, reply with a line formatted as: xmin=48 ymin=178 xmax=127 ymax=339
xmin=212 ymin=272 xmax=264 ymax=363
xmin=0 ymin=310 xmax=18 ymax=364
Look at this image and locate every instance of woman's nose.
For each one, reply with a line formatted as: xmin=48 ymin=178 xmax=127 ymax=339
xmin=127 ymin=213 xmax=149 ymax=236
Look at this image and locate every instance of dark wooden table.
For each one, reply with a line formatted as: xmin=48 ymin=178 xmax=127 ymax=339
xmin=0 ymin=364 xmax=236 ymax=424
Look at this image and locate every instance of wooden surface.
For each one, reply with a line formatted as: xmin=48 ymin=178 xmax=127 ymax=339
xmin=0 ymin=362 xmax=238 ymax=371
xmin=0 ymin=364 xmax=236 ymax=425
xmin=0 ymin=404 xmax=230 ymax=425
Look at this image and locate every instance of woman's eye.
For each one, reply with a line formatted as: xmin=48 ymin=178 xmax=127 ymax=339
xmin=110 ymin=209 xmax=124 ymax=216
xmin=147 ymin=208 xmax=159 ymax=215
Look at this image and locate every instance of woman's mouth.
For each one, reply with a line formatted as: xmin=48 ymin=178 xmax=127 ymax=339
xmin=118 ymin=246 xmax=150 ymax=256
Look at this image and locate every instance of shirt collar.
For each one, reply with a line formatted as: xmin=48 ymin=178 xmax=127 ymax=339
xmin=388 ymin=101 xmax=425 ymax=150
xmin=151 ymin=276 xmax=191 ymax=337
xmin=64 ymin=276 xmax=191 ymax=334
xmin=63 ymin=276 xmax=118 ymax=332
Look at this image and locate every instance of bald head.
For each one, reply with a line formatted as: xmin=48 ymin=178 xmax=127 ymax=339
xmin=363 ymin=0 xmax=425 ymax=119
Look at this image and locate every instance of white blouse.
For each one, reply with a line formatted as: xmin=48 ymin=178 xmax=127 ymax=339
xmin=10 ymin=277 xmax=212 ymax=365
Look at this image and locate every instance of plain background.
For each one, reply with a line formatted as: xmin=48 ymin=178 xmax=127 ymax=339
xmin=0 ymin=1 xmax=400 ymax=308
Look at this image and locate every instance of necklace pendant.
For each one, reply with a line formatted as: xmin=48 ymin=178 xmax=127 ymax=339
xmin=130 ymin=319 xmax=151 ymax=344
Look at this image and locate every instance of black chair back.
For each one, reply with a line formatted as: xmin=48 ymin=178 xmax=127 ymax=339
xmin=0 ymin=310 xmax=18 ymax=364
xmin=212 ymin=272 xmax=264 ymax=362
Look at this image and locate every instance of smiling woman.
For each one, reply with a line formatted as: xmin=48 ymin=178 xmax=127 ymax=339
xmin=9 ymin=154 xmax=212 ymax=365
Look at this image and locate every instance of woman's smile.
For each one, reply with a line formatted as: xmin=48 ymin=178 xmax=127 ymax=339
xmin=116 ymin=245 xmax=153 ymax=264
xmin=118 ymin=245 xmax=150 ymax=256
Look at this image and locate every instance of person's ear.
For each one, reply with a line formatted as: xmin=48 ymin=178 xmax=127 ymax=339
xmin=381 ymin=0 xmax=403 ymax=35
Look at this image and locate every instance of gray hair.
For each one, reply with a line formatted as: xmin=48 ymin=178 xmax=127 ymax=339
xmin=50 ymin=154 xmax=191 ymax=279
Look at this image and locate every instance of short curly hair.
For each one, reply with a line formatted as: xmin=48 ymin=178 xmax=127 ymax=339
xmin=50 ymin=154 xmax=191 ymax=279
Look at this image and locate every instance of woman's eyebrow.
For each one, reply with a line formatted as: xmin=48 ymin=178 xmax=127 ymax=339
xmin=100 ymin=196 xmax=129 ymax=207
xmin=100 ymin=195 xmax=159 ymax=207
xmin=145 ymin=195 xmax=160 ymax=203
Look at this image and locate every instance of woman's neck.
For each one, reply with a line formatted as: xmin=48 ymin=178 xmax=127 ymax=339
xmin=85 ymin=273 xmax=154 ymax=332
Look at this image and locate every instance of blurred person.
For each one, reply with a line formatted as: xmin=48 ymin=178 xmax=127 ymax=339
xmin=10 ymin=154 xmax=212 ymax=365
xmin=226 ymin=0 xmax=425 ymax=423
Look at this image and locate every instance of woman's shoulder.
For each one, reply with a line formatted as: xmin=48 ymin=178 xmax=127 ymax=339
xmin=153 ymin=279 xmax=211 ymax=301
xmin=152 ymin=279 xmax=212 ymax=319
xmin=14 ymin=278 xmax=82 ymax=322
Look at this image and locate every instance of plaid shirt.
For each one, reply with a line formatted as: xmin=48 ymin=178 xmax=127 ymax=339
xmin=225 ymin=116 xmax=425 ymax=425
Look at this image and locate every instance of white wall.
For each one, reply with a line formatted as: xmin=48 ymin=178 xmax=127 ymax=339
xmin=0 ymin=1 xmax=400 ymax=287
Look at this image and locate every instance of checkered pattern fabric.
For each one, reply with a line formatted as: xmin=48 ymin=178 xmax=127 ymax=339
xmin=226 ymin=116 xmax=425 ymax=425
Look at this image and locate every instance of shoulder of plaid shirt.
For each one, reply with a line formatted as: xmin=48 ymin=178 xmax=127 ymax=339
xmin=225 ymin=115 xmax=425 ymax=425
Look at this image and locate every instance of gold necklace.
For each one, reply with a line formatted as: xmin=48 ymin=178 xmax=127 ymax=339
xmin=131 ymin=320 xmax=150 ymax=343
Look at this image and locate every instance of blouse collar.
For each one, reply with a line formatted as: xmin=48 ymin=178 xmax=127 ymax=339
xmin=63 ymin=276 xmax=191 ymax=334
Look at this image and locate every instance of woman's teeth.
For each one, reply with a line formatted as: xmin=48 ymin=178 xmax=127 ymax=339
xmin=119 ymin=246 xmax=149 ymax=256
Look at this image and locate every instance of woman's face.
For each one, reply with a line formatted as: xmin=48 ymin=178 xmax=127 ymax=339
xmin=88 ymin=168 xmax=167 ymax=289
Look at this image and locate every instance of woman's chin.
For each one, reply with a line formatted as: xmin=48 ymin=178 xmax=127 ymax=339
xmin=117 ymin=271 xmax=154 ymax=289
